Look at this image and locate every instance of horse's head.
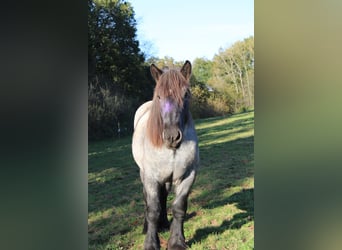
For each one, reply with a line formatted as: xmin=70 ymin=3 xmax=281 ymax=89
xmin=149 ymin=61 xmax=192 ymax=149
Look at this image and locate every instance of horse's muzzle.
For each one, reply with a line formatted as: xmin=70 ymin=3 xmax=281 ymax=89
xmin=162 ymin=128 xmax=182 ymax=149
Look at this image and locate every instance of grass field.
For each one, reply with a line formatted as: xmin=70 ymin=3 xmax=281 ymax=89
xmin=89 ymin=111 xmax=254 ymax=249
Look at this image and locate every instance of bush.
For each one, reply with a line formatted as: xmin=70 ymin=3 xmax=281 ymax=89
xmin=88 ymin=84 xmax=135 ymax=140
xmin=190 ymin=84 xmax=233 ymax=119
xmin=207 ymin=95 xmax=232 ymax=116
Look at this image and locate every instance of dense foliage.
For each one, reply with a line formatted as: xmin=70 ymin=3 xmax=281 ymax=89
xmin=88 ymin=0 xmax=254 ymax=139
xmin=88 ymin=0 xmax=153 ymax=139
xmin=190 ymin=37 xmax=254 ymax=118
xmin=210 ymin=37 xmax=254 ymax=112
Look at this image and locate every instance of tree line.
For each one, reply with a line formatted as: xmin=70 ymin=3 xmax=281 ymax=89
xmin=88 ymin=0 xmax=254 ymax=140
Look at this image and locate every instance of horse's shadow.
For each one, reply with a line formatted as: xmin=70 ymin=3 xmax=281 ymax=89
xmin=187 ymin=188 xmax=254 ymax=246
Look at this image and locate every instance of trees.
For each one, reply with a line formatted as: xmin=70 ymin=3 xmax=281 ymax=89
xmin=88 ymin=0 xmax=153 ymax=139
xmin=189 ymin=37 xmax=254 ymax=117
xmin=88 ymin=0 xmax=145 ymax=93
xmin=146 ymin=56 xmax=184 ymax=69
xmin=192 ymin=37 xmax=254 ymax=117
xmin=192 ymin=57 xmax=213 ymax=84
xmin=88 ymin=0 xmax=254 ymax=139
xmin=209 ymin=36 xmax=254 ymax=111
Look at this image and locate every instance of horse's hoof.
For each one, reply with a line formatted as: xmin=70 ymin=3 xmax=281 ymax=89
xmin=167 ymin=244 xmax=187 ymax=250
xmin=167 ymin=239 xmax=188 ymax=250
xmin=144 ymin=246 xmax=160 ymax=250
xmin=144 ymin=243 xmax=160 ymax=250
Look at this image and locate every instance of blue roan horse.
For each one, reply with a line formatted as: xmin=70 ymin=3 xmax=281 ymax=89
xmin=132 ymin=61 xmax=199 ymax=250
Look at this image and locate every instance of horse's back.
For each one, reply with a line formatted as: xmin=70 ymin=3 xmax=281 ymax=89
xmin=134 ymin=101 xmax=152 ymax=130
xmin=132 ymin=101 xmax=152 ymax=170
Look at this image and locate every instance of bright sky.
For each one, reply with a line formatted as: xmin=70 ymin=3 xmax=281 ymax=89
xmin=129 ymin=0 xmax=254 ymax=62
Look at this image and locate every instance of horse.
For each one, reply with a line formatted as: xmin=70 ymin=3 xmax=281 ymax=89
xmin=132 ymin=61 xmax=199 ymax=250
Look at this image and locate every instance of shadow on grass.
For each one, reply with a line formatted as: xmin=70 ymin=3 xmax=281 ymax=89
xmin=187 ymin=112 xmax=254 ymax=247
xmin=88 ymin=137 xmax=133 ymax=175
xmin=191 ymin=135 xmax=254 ymax=207
xmin=88 ymin=136 xmax=145 ymax=247
xmin=88 ymin=216 xmax=132 ymax=246
xmin=188 ymin=188 xmax=254 ymax=247
xmin=195 ymin=114 xmax=254 ymax=135
xmin=88 ymin=136 xmax=142 ymax=215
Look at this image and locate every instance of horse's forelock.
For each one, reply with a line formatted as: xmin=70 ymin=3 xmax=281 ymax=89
xmin=155 ymin=70 xmax=189 ymax=107
xmin=147 ymin=70 xmax=190 ymax=148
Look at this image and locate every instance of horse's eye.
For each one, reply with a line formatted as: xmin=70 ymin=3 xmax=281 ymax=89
xmin=157 ymin=95 xmax=160 ymax=99
xmin=184 ymin=92 xmax=189 ymax=98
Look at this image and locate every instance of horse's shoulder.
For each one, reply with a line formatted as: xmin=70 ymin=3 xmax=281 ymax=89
xmin=134 ymin=101 xmax=152 ymax=129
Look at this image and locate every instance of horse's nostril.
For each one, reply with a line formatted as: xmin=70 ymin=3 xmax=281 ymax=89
xmin=175 ymin=130 xmax=182 ymax=143
xmin=176 ymin=133 xmax=180 ymax=140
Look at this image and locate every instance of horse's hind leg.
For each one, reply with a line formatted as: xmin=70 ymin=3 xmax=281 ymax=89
xmin=158 ymin=182 xmax=171 ymax=232
xmin=142 ymin=187 xmax=148 ymax=234
xmin=168 ymin=170 xmax=196 ymax=250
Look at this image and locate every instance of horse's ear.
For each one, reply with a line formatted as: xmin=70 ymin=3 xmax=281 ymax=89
xmin=181 ymin=60 xmax=192 ymax=81
xmin=150 ymin=64 xmax=163 ymax=82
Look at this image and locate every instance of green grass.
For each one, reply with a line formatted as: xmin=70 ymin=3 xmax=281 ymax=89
xmin=89 ymin=111 xmax=254 ymax=249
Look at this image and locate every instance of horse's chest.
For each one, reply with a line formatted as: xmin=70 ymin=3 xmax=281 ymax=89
xmin=145 ymin=141 xmax=197 ymax=182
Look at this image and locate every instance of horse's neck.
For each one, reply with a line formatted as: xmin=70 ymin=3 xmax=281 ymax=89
xmin=185 ymin=110 xmax=193 ymax=126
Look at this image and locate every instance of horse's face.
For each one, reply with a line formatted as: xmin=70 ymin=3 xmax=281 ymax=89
xmin=158 ymin=89 xmax=190 ymax=149
xmin=150 ymin=61 xmax=192 ymax=149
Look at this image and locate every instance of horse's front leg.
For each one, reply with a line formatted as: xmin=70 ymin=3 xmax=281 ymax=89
xmin=158 ymin=182 xmax=171 ymax=231
xmin=143 ymin=181 xmax=161 ymax=250
xmin=168 ymin=170 xmax=196 ymax=250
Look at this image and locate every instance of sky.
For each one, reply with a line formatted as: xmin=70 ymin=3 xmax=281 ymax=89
xmin=129 ymin=0 xmax=254 ymax=62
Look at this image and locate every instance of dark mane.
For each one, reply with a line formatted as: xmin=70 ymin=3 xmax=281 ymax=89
xmin=147 ymin=69 xmax=190 ymax=147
